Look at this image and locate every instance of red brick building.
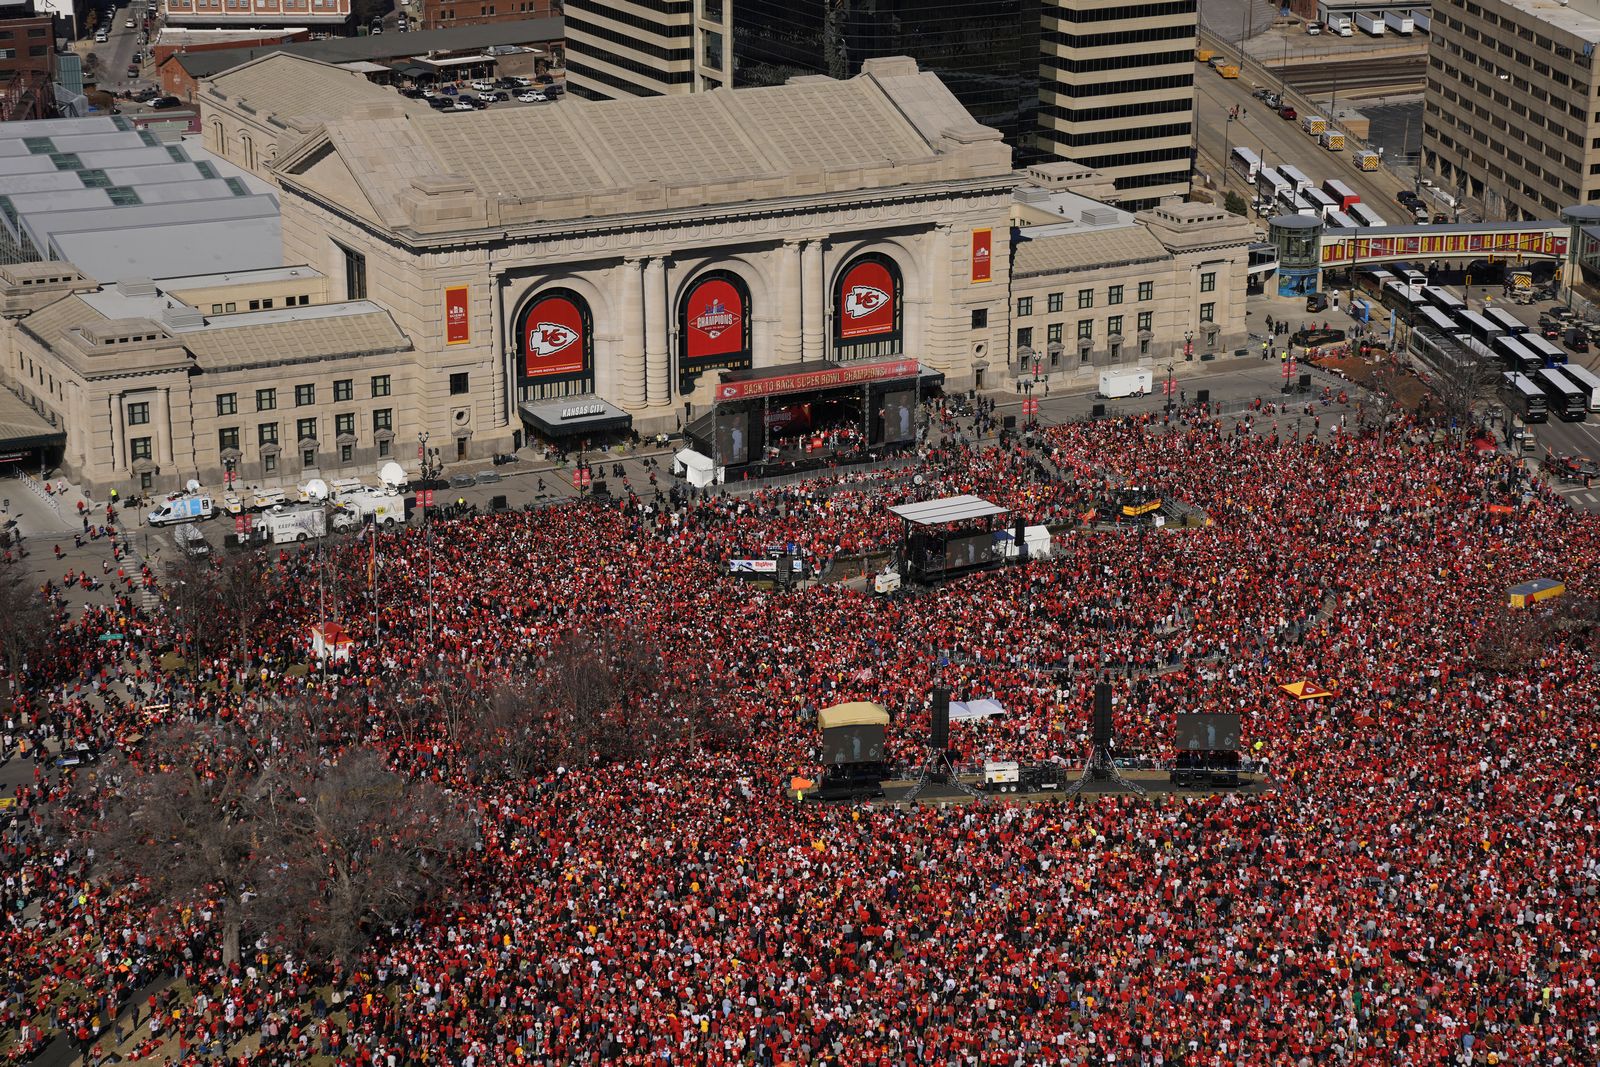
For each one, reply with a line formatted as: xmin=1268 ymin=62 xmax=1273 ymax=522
xmin=418 ymin=0 xmax=557 ymax=32
xmin=151 ymin=26 xmax=309 ymax=86
xmin=0 ymin=0 xmax=57 ymax=121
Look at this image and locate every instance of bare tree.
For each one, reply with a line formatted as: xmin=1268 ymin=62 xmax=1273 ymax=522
xmin=163 ymin=554 xmax=224 ymax=659
xmin=84 ymin=719 xmax=273 ymax=965
xmin=1430 ymin=337 xmax=1498 ymax=441
xmin=0 ymin=550 xmax=53 ymax=685
xmin=257 ymin=748 xmax=473 ymax=965
xmin=215 ymin=550 xmax=274 ymax=662
xmin=82 ymin=705 xmax=472 ymax=967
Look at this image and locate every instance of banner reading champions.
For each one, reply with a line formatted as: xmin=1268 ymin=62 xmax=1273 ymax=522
xmin=678 ymin=271 xmax=753 ymax=391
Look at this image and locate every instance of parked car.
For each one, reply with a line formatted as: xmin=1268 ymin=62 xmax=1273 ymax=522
xmin=451 ymin=100 xmax=477 ymax=111
xmin=428 ymin=96 xmax=454 ymax=110
xmin=398 ymin=86 xmax=425 ymax=98
xmin=124 ymin=17 xmax=134 ymax=26
xmin=1278 ymin=105 xmax=1296 ymax=120
xmin=94 ymin=30 xmax=108 ymax=41
xmin=147 ymin=95 xmax=182 ymax=110
xmin=517 ymin=90 xmax=547 ymax=103
xmin=1397 ymin=190 xmax=1421 ymax=206
xmin=470 ymin=80 xmax=497 ymax=92
xmin=126 ymin=63 xmax=140 ymax=78
xmin=484 ymin=91 xmax=509 ymax=102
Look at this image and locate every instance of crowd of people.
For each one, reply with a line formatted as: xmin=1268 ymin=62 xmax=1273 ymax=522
xmin=1 ymin=398 xmax=1598 ymax=1066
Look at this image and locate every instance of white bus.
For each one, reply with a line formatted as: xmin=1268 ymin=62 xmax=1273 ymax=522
xmin=1558 ymin=362 xmax=1600 ymax=411
xmin=1421 ymin=286 xmax=1467 ymax=316
xmin=1348 ymin=202 xmax=1388 ymax=227
xmin=1482 ymin=306 xmax=1528 ymax=336
xmin=1456 ymin=310 xmax=1504 ymax=345
xmin=1492 ymin=334 xmax=1543 ymax=375
xmin=1278 ymin=163 xmax=1314 ymax=195
xmin=1326 ymin=208 xmax=1357 ymax=228
xmin=1415 ymin=306 xmax=1457 ymax=334
xmin=1303 ymin=187 xmax=1338 ymax=219
xmin=1520 ymin=332 xmax=1566 ymax=367
xmin=1230 ymin=146 xmax=1262 ymax=184
xmin=1257 ymin=167 xmax=1291 ymax=201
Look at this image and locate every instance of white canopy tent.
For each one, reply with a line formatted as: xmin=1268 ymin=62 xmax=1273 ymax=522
xmin=949 ymin=698 xmax=1006 ymax=721
xmin=673 ymin=448 xmax=721 ymax=488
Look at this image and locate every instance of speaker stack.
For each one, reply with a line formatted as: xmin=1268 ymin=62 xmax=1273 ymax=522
xmin=930 ymin=687 xmax=951 ymax=751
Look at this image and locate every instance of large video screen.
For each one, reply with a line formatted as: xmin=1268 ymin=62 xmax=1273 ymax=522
xmin=821 ymin=725 xmax=886 ymax=766
xmin=882 ymin=389 xmax=916 ymax=444
xmin=1175 ymin=713 xmax=1241 ymax=752
xmin=714 ymin=411 xmax=750 ymax=467
xmin=943 ymin=531 xmax=996 ymax=571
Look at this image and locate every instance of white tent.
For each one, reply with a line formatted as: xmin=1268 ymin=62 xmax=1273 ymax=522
xmin=673 ymin=448 xmax=720 ymax=488
xmin=998 ymin=524 xmax=1052 ymax=560
xmin=949 ymin=698 xmax=1006 ymax=721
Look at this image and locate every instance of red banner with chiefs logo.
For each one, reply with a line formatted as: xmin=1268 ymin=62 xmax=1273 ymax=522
xmin=445 ymin=286 xmax=470 ymax=345
xmin=521 ymin=294 xmax=586 ymax=379
xmin=838 ymin=259 xmax=896 ymax=339
xmin=684 ymin=277 xmax=746 ymax=362
xmin=971 ymin=229 xmax=992 ymax=283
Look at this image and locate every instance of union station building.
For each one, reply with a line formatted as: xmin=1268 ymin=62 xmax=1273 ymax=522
xmin=0 ymin=55 xmax=1253 ymax=496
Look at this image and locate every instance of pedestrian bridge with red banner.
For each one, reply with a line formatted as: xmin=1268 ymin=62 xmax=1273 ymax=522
xmin=1319 ymin=220 xmax=1569 ymax=269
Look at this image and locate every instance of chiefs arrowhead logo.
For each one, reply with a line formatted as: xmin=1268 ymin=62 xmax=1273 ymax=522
xmin=528 ymin=322 xmax=578 ymax=357
xmin=844 ymin=285 xmax=889 ymax=319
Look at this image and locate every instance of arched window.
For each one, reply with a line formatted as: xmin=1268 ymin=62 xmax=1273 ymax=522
xmin=513 ymin=287 xmax=594 ymax=402
xmin=833 ymin=252 xmax=903 ymax=361
xmin=677 ymin=269 xmax=752 ymax=395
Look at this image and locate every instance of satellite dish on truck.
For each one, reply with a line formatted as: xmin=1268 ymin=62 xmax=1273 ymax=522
xmin=185 ymin=479 xmax=201 ymax=493
xmin=304 ymin=478 xmax=329 ymax=502
xmin=378 ymin=461 xmax=407 ymax=489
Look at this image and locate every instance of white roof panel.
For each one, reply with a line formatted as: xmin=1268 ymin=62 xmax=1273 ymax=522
xmin=887 ymin=495 xmax=1009 ymax=526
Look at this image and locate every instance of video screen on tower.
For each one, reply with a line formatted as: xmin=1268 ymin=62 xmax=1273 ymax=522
xmin=714 ymin=411 xmax=750 ymax=467
xmin=943 ymin=531 xmax=996 ymax=571
xmin=882 ymin=389 xmax=916 ymax=444
xmin=821 ymin=724 xmax=886 ymax=767
xmin=1175 ymin=713 xmax=1242 ymax=752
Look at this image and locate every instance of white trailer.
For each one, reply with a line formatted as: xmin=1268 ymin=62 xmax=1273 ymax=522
xmin=330 ymin=492 xmax=407 ymax=531
xmin=1383 ymin=10 xmax=1413 ymax=32
xmin=1412 ymin=10 xmax=1430 ymax=32
xmin=1098 ymin=368 xmax=1154 ymax=399
xmin=264 ymin=506 xmax=328 ymax=544
xmin=1355 ymin=11 xmax=1385 ymax=34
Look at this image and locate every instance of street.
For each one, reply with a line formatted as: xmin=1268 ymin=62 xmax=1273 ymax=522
xmin=86 ymin=2 xmax=148 ymax=93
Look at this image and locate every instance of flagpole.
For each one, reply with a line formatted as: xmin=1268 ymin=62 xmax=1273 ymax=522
xmin=371 ymin=517 xmax=380 ymax=644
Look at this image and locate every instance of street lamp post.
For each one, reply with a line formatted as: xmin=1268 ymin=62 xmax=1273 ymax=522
xmin=1221 ymin=114 xmax=1235 ymax=194
xmin=1165 ymin=361 xmax=1175 ymax=414
xmin=1184 ymin=329 xmax=1194 ymax=363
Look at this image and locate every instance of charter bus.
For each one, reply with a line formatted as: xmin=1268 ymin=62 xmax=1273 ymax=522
xmin=1387 ymin=261 xmax=1427 ymax=295
xmin=1535 ymin=368 xmax=1589 ymax=421
xmin=1348 ymin=202 xmax=1388 ymax=227
xmin=1230 ymin=146 xmax=1262 ymax=184
xmin=1421 ymin=286 xmax=1467 ymax=316
xmin=1557 ymin=362 xmax=1600 ymax=411
xmin=1499 ymin=372 xmax=1549 ymax=422
xmin=1456 ymin=310 xmax=1503 ymax=346
xmin=1482 ymin=307 xmax=1528 ymax=335
xmin=1415 ymin=306 xmax=1457 ymax=334
xmin=1322 ymin=178 xmax=1360 ymax=211
xmin=1278 ymin=163 xmax=1314 ymax=195
xmin=1520 ymin=332 xmax=1566 ymax=367
xmin=1492 ymin=334 xmax=1543 ymax=375
xmin=1355 ymin=267 xmax=1397 ymax=297
xmin=1380 ymin=280 xmax=1420 ymax=315
xmin=1257 ymin=167 xmax=1292 ymax=202
xmin=1326 ymin=208 xmax=1358 ymax=228
xmin=1303 ymin=187 xmax=1338 ymax=219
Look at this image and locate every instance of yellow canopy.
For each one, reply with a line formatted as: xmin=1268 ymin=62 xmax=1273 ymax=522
xmin=818 ymin=701 xmax=889 ymax=730
xmin=1280 ymin=680 xmax=1335 ymax=700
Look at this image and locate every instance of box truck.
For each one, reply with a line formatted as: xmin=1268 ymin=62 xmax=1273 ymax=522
xmin=1355 ymin=11 xmax=1385 ymax=34
xmin=263 ymin=506 xmax=328 ymax=544
xmin=1354 ymin=150 xmax=1381 ymax=171
xmin=1301 ymin=114 xmax=1327 ymax=136
xmin=1098 ymin=368 xmax=1154 ymax=399
xmin=147 ymin=494 xmax=214 ymax=526
xmin=1320 ymin=130 xmax=1346 ymax=152
xmin=330 ymin=492 xmax=408 ymax=531
xmin=1382 ymin=11 xmax=1413 ymax=33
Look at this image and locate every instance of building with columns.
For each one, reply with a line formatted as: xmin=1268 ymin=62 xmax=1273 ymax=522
xmin=270 ymin=55 xmax=1018 ymax=451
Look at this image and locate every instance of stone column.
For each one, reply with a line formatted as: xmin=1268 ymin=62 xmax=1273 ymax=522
xmin=107 ymin=393 xmax=123 ymax=475
xmin=801 ymin=239 xmax=825 ymax=362
xmin=777 ymin=240 xmax=803 ymax=364
xmin=156 ymin=388 xmax=174 ymax=466
xmin=644 ymin=256 xmax=670 ymax=406
xmin=926 ymin=224 xmax=956 ymax=373
xmin=620 ymin=258 xmax=647 ymax=408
